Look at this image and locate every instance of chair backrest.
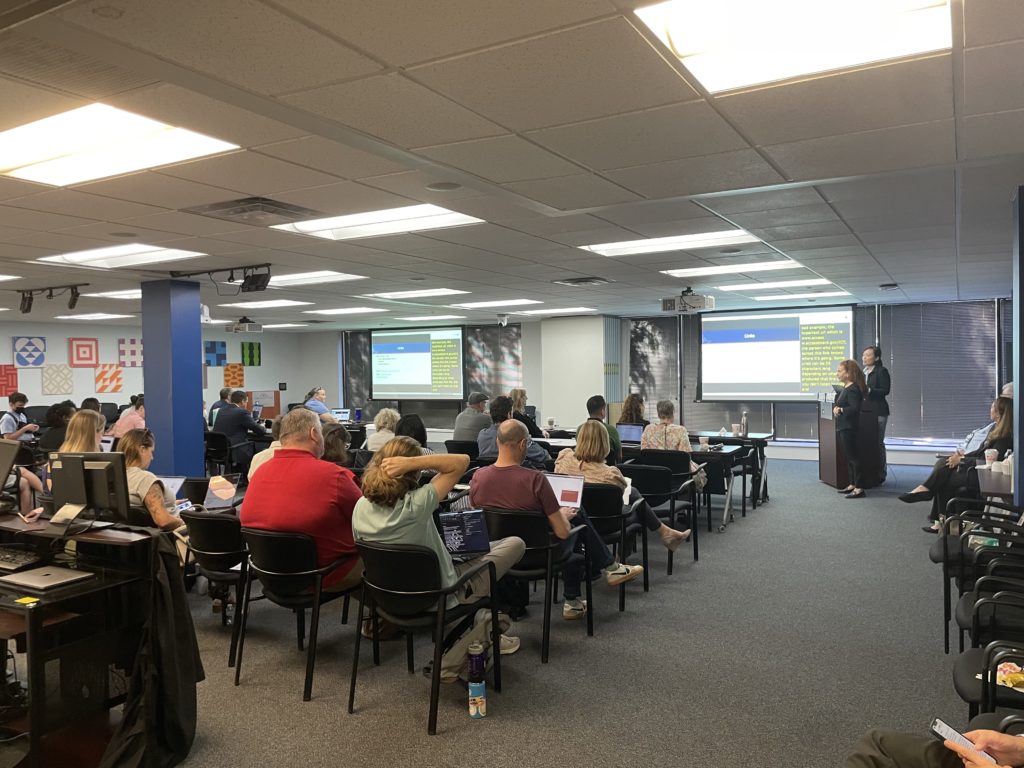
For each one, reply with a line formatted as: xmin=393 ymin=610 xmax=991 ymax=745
xmin=351 ymin=448 xmax=375 ymax=468
xmin=23 ymin=405 xmax=48 ymax=425
xmin=638 ymin=449 xmax=691 ymax=475
xmin=204 ymin=431 xmax=230 ymax=457
xmin=444 ymin=439 xmax=479 ymax=459
xmin=618 ymin=464 xmax=673 ymax=506
xmin=699 ymin=458 xmax=729 ymax=494
xmin=482 ymin=508 xmax=558 ymax=571
xmin=181 ymin=510 xmax=245 ymax=572
xmin=100 ymin=402 xmax=119 ymax=425
xmin=287 ymin=402 xmax=303 ymax=411
xmin=241 ymin=528 xmax=320 ymax=597
xmin=581 ymin=483 xmax=627 ymax=536
xmin=356 ymin=540 xmax=443 ymax=616
xmin=181 ymin=477 xmax=210 ymax=505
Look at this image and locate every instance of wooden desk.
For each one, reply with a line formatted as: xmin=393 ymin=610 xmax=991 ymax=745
xmin=977 ymin=468 xmax=1013 ymax=501
xmin=692 ymin=431 xmax=774 ymax=507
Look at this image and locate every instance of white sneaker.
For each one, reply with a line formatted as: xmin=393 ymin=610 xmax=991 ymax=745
xmin=499 ymin=634 xmax=520 ymax=655
xmin=562 ymin=598 xmax=587 ymax=620
xmin=605 ymin=563 xmax=644 ymax=586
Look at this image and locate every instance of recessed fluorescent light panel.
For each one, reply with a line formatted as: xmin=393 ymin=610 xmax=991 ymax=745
xmin=661 ymin=260 xmax=803 ymax=278
xmin=397 ymin=315 xmax=467 ymax=321
xmin=753 ymin=291 xmax=851 ymax=301
xmin=54 ymin=313 xmax=134 ymax=320
xmin=38 ymin=244 xmax=205 ymax=269
xmin=516 ymin=307 xmax=597 ymax=316
xmin=303 ymin=307 xmax=389 ymax=316
xmin=717 ymin=278 xmax=831 ymax=292
xmin=219 ymin=300 xmax=312 ymax=309
xmin=363 ymin=288 xmax=469 ymax=300
xmin=262 ymin=323 xmax=310 ymax=328
xmin=0 ymin=103 xmax=238 ymax=186
xmin=266 ymin=271 xmax=366 ymax=287
xmin=635 ymin=0 xmax=952 ymax=93
xmin=83 ymin=289 xmax=143 ymax=299
xmin=579 ymin=230 xmax=760 ymax=257
xmin=271 ymin=204 xmax=483 ymax=241
xmin=450 ymin=299 xmax=542 ymax=309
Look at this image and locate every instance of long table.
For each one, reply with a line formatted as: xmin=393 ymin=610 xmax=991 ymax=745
xmin=692 ymin=431 xmax=773 ymax=507
xmin=977 ymin=467 xmax=1013 ymax=502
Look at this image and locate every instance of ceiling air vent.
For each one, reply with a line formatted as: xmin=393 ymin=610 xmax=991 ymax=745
xmin=552 ymin=276 xmax=612 ymax=287
xmin=181 ymin=197 xmax=323 ymax=227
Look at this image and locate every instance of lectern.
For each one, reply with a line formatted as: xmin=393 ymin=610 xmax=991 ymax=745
xmin=818 ymin=396 xmax=880 ymax=489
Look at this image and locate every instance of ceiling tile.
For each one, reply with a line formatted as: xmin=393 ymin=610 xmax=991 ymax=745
xmin=256 ymin=137 xmax=408 ymax=179
xmin=0 ymin=205 xmax=94 ymax=232
xmin=964 ymin=0 xmax=1024 ymax=48
xmin=358 ymin=170 xmax=483 ymax=202
xmin=271 ymin=181 xmax=413 ymax=216
xmin=697 ymin=187 xmax=827 ymax=214
xmin=0 ymin=75 xmax=84 ymax=132
xmin=78 ymin=173 xmax=240 ymax=209
xmin=410 ymin=18 xmax=698 ymax=131
xmin=728 ymin=204 xmax=839 ymax=230
xmin=5 ymin=190 xmax=165 ymax=222
xmin=116 ymin=211 xmax=248 ymax=237
xmin=605 ymin=150 xmax=784 ymax=198
xmin=716 ymin=55 xmax=953 ymax=145
xmin=527 ymin=101 xmax=748 ymax=170
xmin=763 ymin=121 xmax=956 ymax=181
xmin=416 ymin=136 xmax=583 ymax=183
xmin=0 ymin=177 xmax=50 ymax=203
xmin=61 ymin=0 xmax=381 ymax=95
xmin=158 ymin=151 xmax=341 ymax=196
xmin=502 ymin=174 xmax=641 ymax=210
xmin=594 ymin=200 xmax=709 ymax=227
xmin=959 ymin=110 xmax=1024 ymax=161
xmin=963 ymin=40 xmax=1024 ymax=115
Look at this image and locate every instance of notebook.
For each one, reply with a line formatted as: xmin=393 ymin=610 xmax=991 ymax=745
xmin=438 ymin=509 xmax=490 ymax=556
xmin=203 ymin=474 xmax=240 ymax=510
xmin=545 ymin=473 xmax=585 ymax=509
xmin=616 ymin=423 xmax=644 ymax=444
xmin=0 ymin=565 xmax=95 ymax=590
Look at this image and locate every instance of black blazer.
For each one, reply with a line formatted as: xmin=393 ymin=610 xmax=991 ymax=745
xmin=513 ymin=410 xmax=544 ymax=438
xmin=864 ymin=365 xmax=891 ymax=417
xmin=833 ymin=385 xmax=864 ymax=432
xmin=212 ymin=404 xmax=266 ymax=446
xmin=961 ymin=434 xmax=1014 ymax=469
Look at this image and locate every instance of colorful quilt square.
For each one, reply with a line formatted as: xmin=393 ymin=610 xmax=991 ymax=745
xmin=223 ymin=363 xmax=244 ymax=389
xmin=68 ymin=337 xmax=99 ymax=368
xmin=240 ymin=341 xmax=261 ymax=366
xmin=118 ymin=337 xmax=144 ymax=368
xmin=13 ymin=337 xmax=45 ymax=368
xmin=204 ymin=340 xmax=226 ymax=367
xmin=42 ymin=364 xmax=73 ymax=395
xmin=0 ymin=366 xmax=17 ymax=394
xmin=95 ymin=364 xmax=123 ymax=394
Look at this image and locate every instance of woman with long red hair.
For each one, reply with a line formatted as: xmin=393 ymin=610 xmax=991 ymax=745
xmin=834 ymin=359 xmax=868 ymax=499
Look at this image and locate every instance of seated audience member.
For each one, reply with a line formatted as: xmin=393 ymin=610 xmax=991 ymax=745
xmin=38 ymin=409 xmax=105 ymax=500
xmin=109 ymin=395 xmax=146 ymax=438
xmin=247 ymin=415 xmax=284 ymax=479
xmin=901 ymin=396 xmax=1013 ymax=532
xmin=353 ymin=437 xmax=525 ymax=679
xmin=619 ymin=393 xmax=649 ymax=427
xmin=471 ymin=420 xmax=642 ymax=620
xmin=453 ymin=392 xmax=491 ymax=441
xmin=1 ymin=392 xmax=39 ymax=442
xmin=395 ymin=414 xmax=434 ymax=454
xmin=302 ymin=386 xmax=339 ymax=424
xmin=585 ymin=395 xmax=621 ymax=463
xmin=640 ymin=399 xmax=707 ymax=490
xmin=555 ymin=419 xmax=690 ymax=551
xmin=845 ymin=726 xmax=1024 ymax=767
xmin=209 ymin=388 xmax=231 ymax=426
xmin=39 ymin=401 xmax=76 ymax=451
xmin=80 ymin=397 xmax=101 ymax=413
xmin=477 ymin=396 xmax=550 ymax=469
xmin=509 ymin=388 xmax=546 ymax=438
xmin=212 ymin=390 xmax=267 ymax=477
xmin=119 ymin=429 xmax=183 ymax=530
xmin=366 ymin=408 xmax=400 ymax=451
xmin=242 ymin=408 xmax=363 ymax=594
xmin=322 ymin=423 xmax=352 ymax=467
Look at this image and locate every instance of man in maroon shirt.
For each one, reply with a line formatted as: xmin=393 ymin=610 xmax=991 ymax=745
xmin=240 ymin=407 xmax=362 ymax=592
xmin=469 ymin=419 xmax=641 ymax=620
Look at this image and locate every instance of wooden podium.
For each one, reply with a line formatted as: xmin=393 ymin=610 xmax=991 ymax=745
xmin=818 ymin=398 xmax=881 ymax=489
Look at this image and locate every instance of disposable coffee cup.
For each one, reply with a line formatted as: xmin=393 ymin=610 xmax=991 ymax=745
xmin=699 ymin=436 xmax=710 ymax=449
xmin=731 ymin=423 xmax=741 ymax=435
xmin=547 ymin=417 xmax=555 ymax=428
xmin=985 ymin=448 xmax=998 ymax=466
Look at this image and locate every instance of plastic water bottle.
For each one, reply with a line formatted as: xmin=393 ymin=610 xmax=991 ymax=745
xmin=467 ymin=642 xmax=486 ymax=718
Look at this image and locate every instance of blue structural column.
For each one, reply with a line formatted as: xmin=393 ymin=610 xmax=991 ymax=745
xmin=1014 ymin=188 xmax=1024 ymax=506
xmin=142 ymin=280 xmax=204 ymax=476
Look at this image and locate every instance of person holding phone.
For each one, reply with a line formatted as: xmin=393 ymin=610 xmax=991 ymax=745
xmin=846 ymin=726 xmax=1024 ymax=766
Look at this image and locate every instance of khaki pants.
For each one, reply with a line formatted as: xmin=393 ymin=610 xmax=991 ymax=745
xmin=324 ymin=556 xmax=364 ymax=594
xmin=845 ymin=729 xmax=962 ymax=768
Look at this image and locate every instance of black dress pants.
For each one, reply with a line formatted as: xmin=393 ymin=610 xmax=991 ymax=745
xmin=838 ymin=428 xmax=860 ymax=487
xmin=924 ymin=458 xmax=977 ymax=522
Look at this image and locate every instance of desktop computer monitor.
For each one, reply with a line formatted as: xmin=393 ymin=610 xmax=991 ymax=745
xmin=50 ymin=452 xmax=131 ymax=523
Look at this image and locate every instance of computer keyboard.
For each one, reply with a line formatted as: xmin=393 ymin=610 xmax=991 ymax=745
xmin=0 ymin=546 xmax=42 ymax=572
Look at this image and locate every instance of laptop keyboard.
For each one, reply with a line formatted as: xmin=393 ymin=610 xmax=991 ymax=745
xmin=0 ymin=546 xmax=42 ymax=572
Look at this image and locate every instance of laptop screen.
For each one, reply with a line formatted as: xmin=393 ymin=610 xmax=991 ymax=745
xmin=544 ymin=473 xmax=584 ymax=508
xmin=99 ymin=436 xmax=115 ymax=452
xmin=203 ymin=474 xmax=240 ymax=510
xmin=157 ymin=476 xmax=187 ymax=498
xmin=616 ymin=423 xmax=644 ymax=443
xmin=439 ymin=509 xmax=490 ymax=556
xmin=251 ymin=403 xmax=263 ymax=421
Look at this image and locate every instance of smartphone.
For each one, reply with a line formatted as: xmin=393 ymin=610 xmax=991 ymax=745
xmin=175 ymin=500 xmax=194 ymax=514
xmin=931 ymin=718 xmax=996 ymax=763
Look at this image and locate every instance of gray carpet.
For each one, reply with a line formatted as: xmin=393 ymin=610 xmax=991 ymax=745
xmin=183 ymin=459 xmax=961 ymax=767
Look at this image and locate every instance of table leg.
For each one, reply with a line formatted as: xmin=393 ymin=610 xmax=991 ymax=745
xmin=25 ymin=603 xmax=42 ymax=768
xmin=759 ymin=452 xmax=769 ymax=503
xmin=720 ymin=474 xmax=734 ymax=531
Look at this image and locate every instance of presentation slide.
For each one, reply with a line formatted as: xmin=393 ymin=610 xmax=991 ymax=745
xmin=699 ymin=307 xmax=853 ymax=401
xmin=370 ymin=328 xmax=464 ymax=401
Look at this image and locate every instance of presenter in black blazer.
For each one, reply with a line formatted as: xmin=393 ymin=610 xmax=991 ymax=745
xmin=862 ymin=346 xmax=891 ymax=484
xmin=834 ymin=359 xmax=868 ymax=499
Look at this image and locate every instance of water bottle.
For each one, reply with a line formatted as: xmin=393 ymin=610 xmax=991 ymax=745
xmin=467 ymin=642 xmax=486 ymax=718
xmin=740 ymin=411 xmax=749 ymax=437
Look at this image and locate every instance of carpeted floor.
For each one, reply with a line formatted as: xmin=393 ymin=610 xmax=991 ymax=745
xmin=183 ymin=459 xmax=962 ymax=767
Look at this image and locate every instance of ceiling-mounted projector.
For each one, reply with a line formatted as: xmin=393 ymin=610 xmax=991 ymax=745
xmin=663 ymin=288 xmax=714 ymax=313
xmin=224 ymin=315 xmax=262 ymax=333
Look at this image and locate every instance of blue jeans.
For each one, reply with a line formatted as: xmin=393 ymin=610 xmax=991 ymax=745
xmin=559 ymin=508 xmax=615 ymax=600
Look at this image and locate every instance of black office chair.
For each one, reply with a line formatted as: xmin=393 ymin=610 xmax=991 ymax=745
xmin=22 ymin=405 xmax=48 ymax=425
xmin=351 ymin=449 xmax=375 ymax=469
xmin=180 ymin=510 xmax=247 ymax=667
xmin=181 ymin=477 xmax=211 ymax=507
xmin=204 ymin=432 xmax=249 ymax=476
xmin=99 ymin=402 xmax=119 ymax=426
xmin=581 ymin=483 xmax=646 ymax=602
xmin=444 ymin=440 xmax=479 ymax=459
xmin=481 ymin=508 xmax=592 ymax=663
xmin=348 ymin=541 xmax=502 ymax=735
xmin=235 ymin=529 xmax=358 ymax=701
xmin=620 ymin=462 xmax=698 ymax=567
xmin=287 ymin=402 xmax=304 ymax=411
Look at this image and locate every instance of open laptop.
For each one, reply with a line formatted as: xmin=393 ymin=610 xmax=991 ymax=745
xmin=616 ymin=423 xmax=644 ymax=444
xmin=157 ymin=476 xmax=187 ymax=498
xmin=251 ymin=403 xmax=263 ymax=421
xmin=0 ymin=438 xmax=22 ymax=487
xmin=544 ymin=473 xmax=585 ymax=509
xmin=202 ymin=474 xmax=240 ymax=510
xmin=331 ymin=408 xmax=351 ymax=421
xmin=0 ymin=565 xmax=95 ymax=590
xmin=99 ymin=436 xmax=115 ymax=452
xmin=438 ymin=509 xmax=490 ymax=556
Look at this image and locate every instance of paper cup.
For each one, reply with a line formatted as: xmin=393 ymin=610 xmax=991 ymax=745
xmin=985 ymin=448 xmax=998 ymax=466
xmin=699 ymin=437 xmax=710 ymax=449
xmin=546 ymin=417 xmax=555 ymax=428
xmin=731 ymin=423 xmax=741 ymax=435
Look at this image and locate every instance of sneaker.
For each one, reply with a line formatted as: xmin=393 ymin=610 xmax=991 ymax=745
xmin=605 ymin=563 xmax=644 ymax=586
xmin=562 ymin=598 xmax=587 ymax=620
xmin=499 ymin=634 xmax=520 ymax=655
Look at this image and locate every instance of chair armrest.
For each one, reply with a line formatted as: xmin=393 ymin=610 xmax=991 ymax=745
xmin=988 ymin=558 xmax=1024 ymax=576
xmin=974 ymin=575 xmax=1024 ymax=597
xmin=998 ymin=715 xmax=1024 ymax=733
xmin=249 ymin=551 xmax=359 ymax=579
xmin=439 ymin=558 xmax=497 ymax=597
xmin=692 ymin=462 xmax=708 ymax=472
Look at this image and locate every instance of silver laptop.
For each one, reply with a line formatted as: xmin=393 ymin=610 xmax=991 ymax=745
xmin=99 ymin=436 xmax=115 ymax=452
xmin=544 ymin=473 xmax=584 ymax=509
xmin=0 ymin=565 xmax=95 ymax=590
xmin=203 ymin=474 xmax=240 ymax=510
xmin=251 ymin=403 xmax=264 ymax=421
xmin=157 ymin=476 xmax=187 ymax=497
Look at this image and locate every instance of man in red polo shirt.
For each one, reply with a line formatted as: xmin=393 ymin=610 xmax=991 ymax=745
xmin=240 ymin=407 xmax=362 ymax=592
